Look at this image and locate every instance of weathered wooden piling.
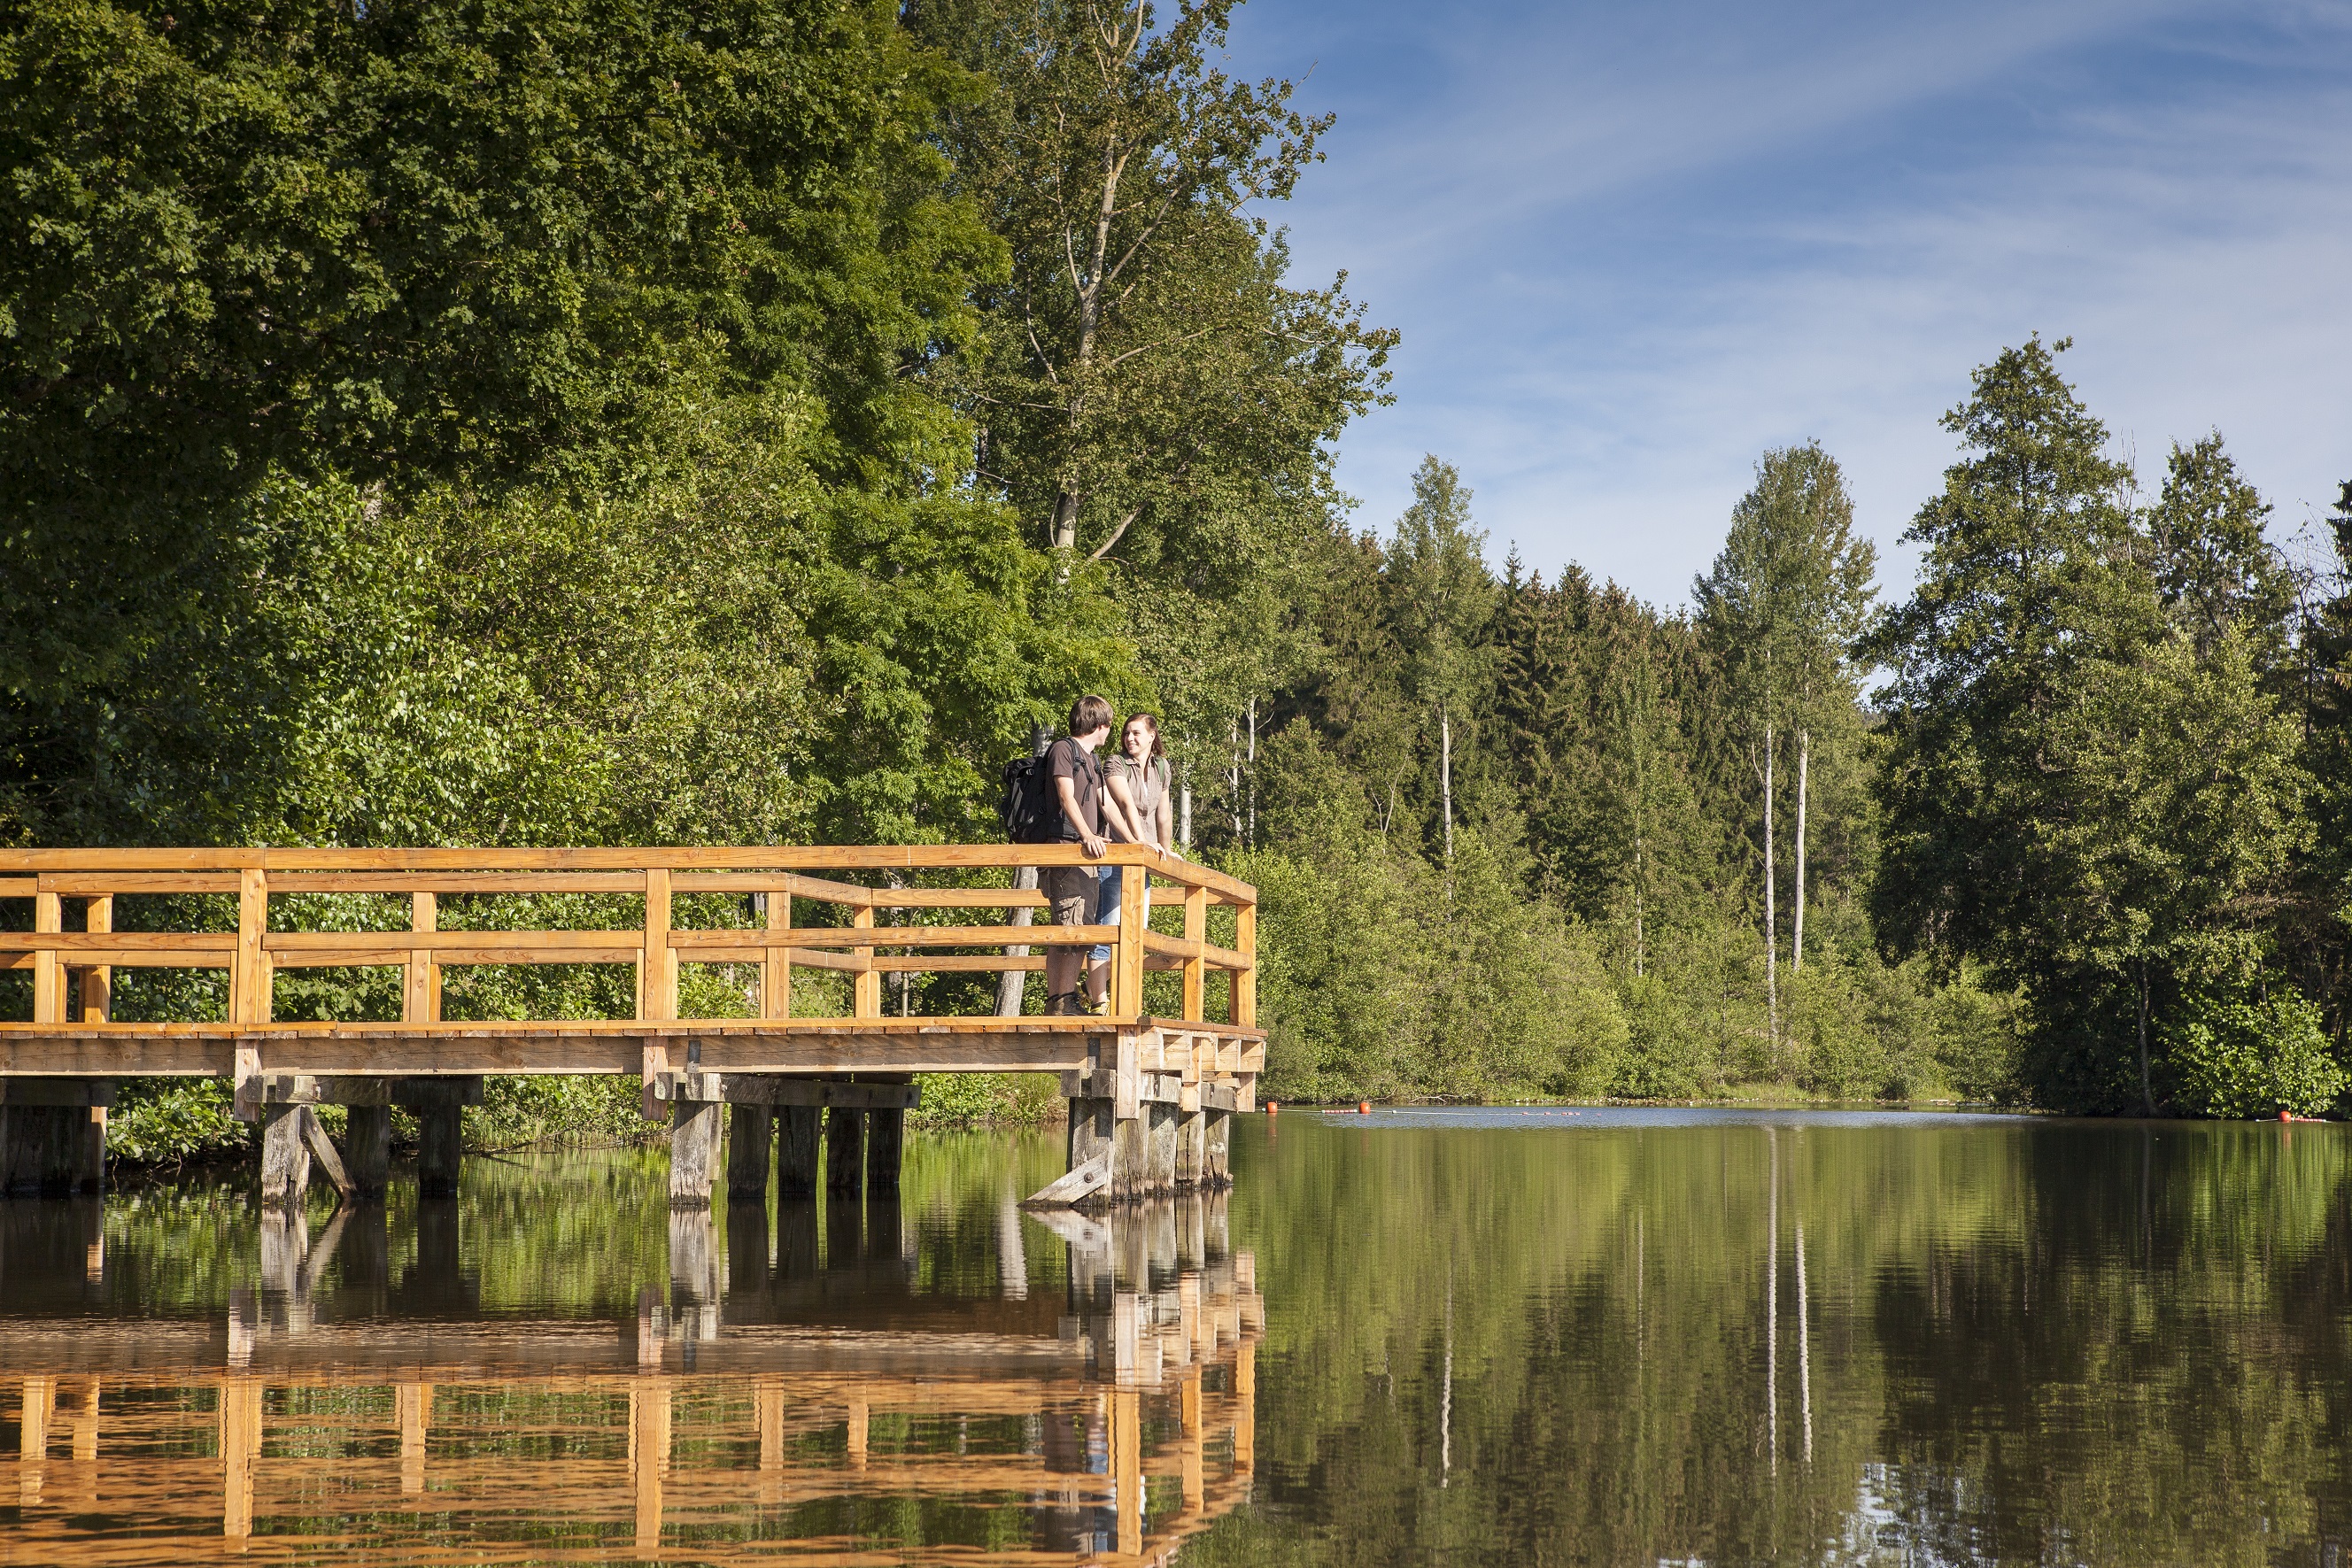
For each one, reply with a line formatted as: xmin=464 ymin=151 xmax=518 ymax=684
xmin=824 ymin=1107 xmax=863 ymax=1197
xmin=258 ymin=1104 xmax=311 ymax=1210
xmin=344 ymin=1105 xmax=392 ymax=1200
xmin=0 ymin=1081 xmax=110 ymax=1196
xmin=778 ymin=1107 xmax=820 ymax=1199
xmin=866 ymin=1107 xmax=904 ymax=1199
xmin=726 ymin=1104 xmax=772 ymax=1201
xmin=669 ymin=1097 xmax=723 ymax=1208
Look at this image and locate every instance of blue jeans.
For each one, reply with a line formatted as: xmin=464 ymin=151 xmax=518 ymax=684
xmin=1088 ymin=865 xmax=1120 ymax=965
xmin=1089 ymin=864 xmax=1151 ymax=964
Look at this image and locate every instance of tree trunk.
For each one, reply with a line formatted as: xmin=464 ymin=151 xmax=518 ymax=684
xmin=1763 ymin=730 xmax=1779 ymax=1069
xmin=1793 ymin=728 xmax=1809 ymax=974
xmin=2138 ymin=962 xmax=2155 ymax=1116
xmin=1247 ymin=696 xmax=1257 ymax=851
xmin=1441 ymin=703 xmax=1454 ymax=863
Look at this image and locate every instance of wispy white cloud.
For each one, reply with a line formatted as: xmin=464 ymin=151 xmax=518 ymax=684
xmin=1226 ymin=0 xmax=2352 ymax=606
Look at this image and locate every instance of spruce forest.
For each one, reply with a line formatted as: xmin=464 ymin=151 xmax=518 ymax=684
xmin=6 ymin=0 xmax=2350 ymax=1126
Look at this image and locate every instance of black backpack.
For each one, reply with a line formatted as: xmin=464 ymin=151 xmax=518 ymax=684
xmin=1000 ymin=753 xmax=1062 ymax=844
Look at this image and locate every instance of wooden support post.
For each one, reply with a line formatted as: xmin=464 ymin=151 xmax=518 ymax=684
xmin=1176 ymin=1105 xmax=1206 ymax=1187
xmin=1 ymin=1083 xmax=112 ymax=1197
xmin=1116 ymin=861 xmax=1147 ymax=1019
xmin=1204 ymin=1109 xmax=1232 ymax=1189
xmin=1147 ymin=1102 xmax=1178 ymax=1195
xmin=1234 ymin=899 xmax=1257 ymax=1029
xmin=417 ymin=1106 xmax=461 ymax=1199
xmin=669 ymin=1097 xmax=722 ymax=1209
xmin=32 ymin=889 xmax=63 ymax=1025
xmin=763 ymin=888 xmax=793 ymax=1020
xmin=394 ymin=1077 xmax=478 ymax=1200
xmin=259 ymin=1103 xmax=311 ymax=1210
xmin=725 ymin=1102 xmax=773 ymax=1201
xmin=345 ymin=1103 xmax=392 ymax=1200
xmin=643 ymin=868 xmax=676 ymax=1024
xmin=403 ymin=892 xmax=439 ymax=1024
xmin=852 ymin=905 xmax=880 ymax=1017
xmin=824 ymin=1106 xmax=864 ymax=1196
xmin=1111 ymin=1114 xmax=1149 ymax=1203
xmin=777 ymin=1106 xmax=821 ymax=1200
xmin=865 ymin=1104 xmax=903 ymax=1199
xmin=1182 ymin=884 xmax=1206 ymax=1022
xmin=81 ymin=894 xmax=112 ymax=1023
xmin=235 ymin=868 xmax=270 ymax=1028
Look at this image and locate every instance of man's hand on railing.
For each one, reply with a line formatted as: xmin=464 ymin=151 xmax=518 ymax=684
xmin=1080 ymin=831 xmax=1106 ymax=859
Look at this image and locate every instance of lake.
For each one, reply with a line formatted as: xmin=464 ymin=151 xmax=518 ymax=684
xmin=4 ymin=1106 xmax=2349 ymax=1564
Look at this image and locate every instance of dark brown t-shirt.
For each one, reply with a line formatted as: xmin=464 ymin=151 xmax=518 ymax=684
xmin=1046 ymin=737 xmax=1103 ymax=840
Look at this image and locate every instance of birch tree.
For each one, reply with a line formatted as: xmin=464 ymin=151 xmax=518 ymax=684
xmin=1388 ymin=457 xmax=1497 ymax=865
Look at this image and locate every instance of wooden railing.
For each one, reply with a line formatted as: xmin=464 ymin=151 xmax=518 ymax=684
xmin=0 ymin=845 xmax=1257 ymax=1034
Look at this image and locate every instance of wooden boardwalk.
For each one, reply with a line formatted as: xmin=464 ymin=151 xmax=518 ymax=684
xmin=0 ymin=846 xmax=1265 ymax=1206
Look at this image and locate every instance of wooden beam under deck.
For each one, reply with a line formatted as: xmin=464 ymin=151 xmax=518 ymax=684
xmin=0 ymin=1017 xmax=1259 ymax=1078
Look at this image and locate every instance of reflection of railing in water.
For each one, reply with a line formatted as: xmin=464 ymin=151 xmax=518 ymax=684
xmin=1 ymin=1196 xmax=1260 ymax=1565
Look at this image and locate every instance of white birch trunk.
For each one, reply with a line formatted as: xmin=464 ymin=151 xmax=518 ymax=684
xmin=1793 ymin=728 xmax=1809 ymax=974
xmin=1763 ymin=730 xmax=1779 ymax=1066
xmin=1440 ymin=703 xmax=1454 ymax=863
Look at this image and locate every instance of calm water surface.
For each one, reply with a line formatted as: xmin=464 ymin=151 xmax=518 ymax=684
xmin=4 ymin=1108 xmax=2350 ymax=1564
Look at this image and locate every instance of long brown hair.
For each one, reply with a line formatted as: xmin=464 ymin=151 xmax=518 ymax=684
xmin=1122 ymin=712 xmax=1165 ymax=764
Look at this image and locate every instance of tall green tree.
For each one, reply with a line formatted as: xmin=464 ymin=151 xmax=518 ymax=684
xmin=1 ymin=0 xmax=999 ymax=846
xmin=905 ymin=0 xmax=1394 ymax=787
xmin=1695 ymin=444 xmax=1876 ymax=1059
xmin=1387 ymin=456 xmax=1497 ymax=863
xmin=1872 ymin=339 xmax=2305 ymax=1111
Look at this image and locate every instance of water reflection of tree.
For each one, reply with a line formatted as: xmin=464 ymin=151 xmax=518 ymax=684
xmin=1192 ymin=1119 xmax=2352 ymax=1566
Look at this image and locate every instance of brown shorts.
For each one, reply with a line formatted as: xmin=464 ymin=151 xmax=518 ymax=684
xmin=1041 ymin=863 xmax=1100 ymax=929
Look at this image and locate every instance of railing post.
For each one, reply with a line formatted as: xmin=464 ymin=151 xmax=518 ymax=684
xmin=1182 ymin=884 xmax=1206 ymax=1023
xmin=403 ymin=892 xmax=438 ymax=1024
xmin=1116 ymin=854 xmax=1146 ymax=1019
xmin=852 ymin=905 xmax=879 ymax=1018
xmin=1233 ymin=897 xmax=1256 ymax=1030
xmin=31 ymin=888 xmax=62 ymax=1024
xmin=762 ymin=886 xmax=792 ymax=1022
xmin=644 ymin=868 xmax=675 ymax=1022
xmin=81 ymin=895 xmax=111 ymax=1023
xmin=234 ymin=869 xmax=270 ymax=1028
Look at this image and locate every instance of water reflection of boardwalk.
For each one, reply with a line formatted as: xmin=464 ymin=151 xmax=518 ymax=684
xmin=0 ymin=1197 xmax=1259 ymax=1565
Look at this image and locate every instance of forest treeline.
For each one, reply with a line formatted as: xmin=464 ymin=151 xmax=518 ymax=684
xmin=4 ymin=0 xmax=2348 ymax=1119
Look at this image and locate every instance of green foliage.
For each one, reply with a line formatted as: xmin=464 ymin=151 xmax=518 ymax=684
xmin=2166 ymin=987 xmax=2345 ymax=1119
xmin=906 ymin=1073 xmax=1062 ymax=1131
xmin=107 ymin=1077 xmax=247 ymax=1166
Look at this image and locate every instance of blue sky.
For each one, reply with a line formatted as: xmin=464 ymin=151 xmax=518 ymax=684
xmin=1220 ymin=0 xmax=2352 ymax=609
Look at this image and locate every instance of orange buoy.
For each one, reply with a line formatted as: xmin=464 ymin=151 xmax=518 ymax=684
xmin=2282 ymin=1109 xmax=2294 ymax=1122
xmin=1358 ymin=1101 xmax=1371 ymax=1114
xmin=1265 ymin=1101 xmax=1278 ymax=1116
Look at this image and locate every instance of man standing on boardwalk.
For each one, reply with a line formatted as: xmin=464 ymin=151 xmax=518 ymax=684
xmin=1043 ymin=695 xmax=1114 ymax=1015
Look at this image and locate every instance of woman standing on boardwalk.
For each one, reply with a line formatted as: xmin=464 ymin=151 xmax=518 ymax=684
xmin=1089 ymin=714 xmax=1174 ymax=1010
